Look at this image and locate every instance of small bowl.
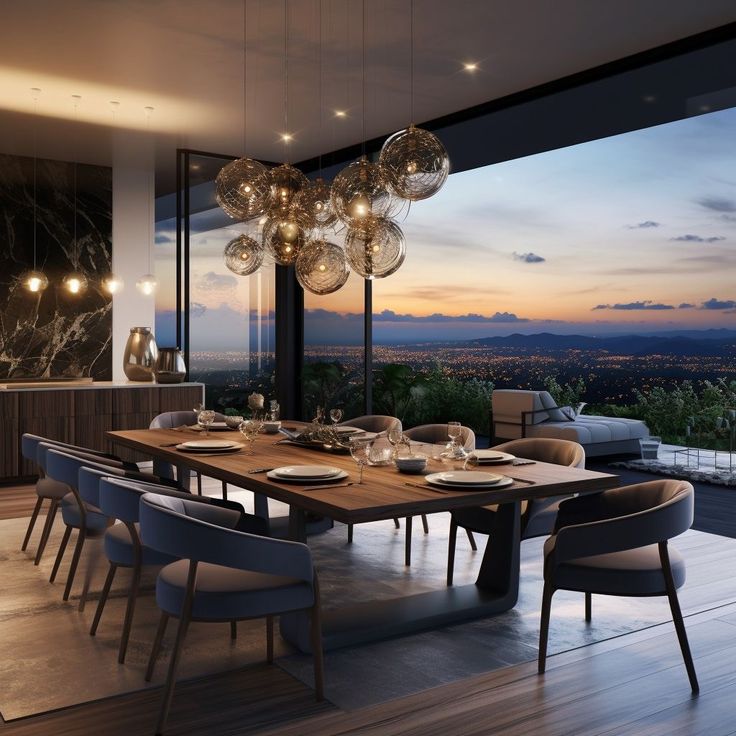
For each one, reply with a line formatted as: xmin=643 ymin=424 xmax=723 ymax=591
xmin=263 ymin=420 xmax=282 ymax=434
xmin=396 ymin=456 xmax=428 ymax=474
xmin=224 ymin=416 xmax=244 ymax=429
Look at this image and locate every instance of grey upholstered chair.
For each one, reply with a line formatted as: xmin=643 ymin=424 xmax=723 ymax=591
xmin=338 ymin=415 xmax=400 ymax=435
xmin=447 ymin=437 xmax=584 ymax=586
xmin=538 ymin=479 xmax=698 ymax=693
xmin=399 ymin=423 xmax=477 ymax=566
xmin=40 ymin=444 xmax=166 ymax=605
xmin=90 ymin=473 xmax=268 ymax=663
xmin=20 ymin=433 xmax=137 ymax=564
xmin=139 ymin=491 xmax=324 ymax=735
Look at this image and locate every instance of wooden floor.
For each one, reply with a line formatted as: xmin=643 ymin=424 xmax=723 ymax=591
xmin=4 ymin=475 xmax=736 ymax=735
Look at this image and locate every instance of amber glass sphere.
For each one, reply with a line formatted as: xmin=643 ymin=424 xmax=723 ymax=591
xmin=379 ymin=125 xmax=449 ymax=200
xmin=21 ymin=270 xmax=49 ymax=293
xmin=224 ymin=234 xmax=264 ymax=276
xmin=215 ymin=157 xmax=270 ymax=221
xmin=345 ymin=217 xmax=406 ymax=279
xmin=269 ymin=163 xmax=309 ymax=211
xmin=295 ymin=177 xmax=336 ymax=230
xmin=331 ymin=157 xmax=399 ymax=229
xmin=295 ymin=239 xmax=350 ymax=295
xmin=62 ymin=272 xmax=89 ymax=295
xmin=262 ymin=214 xmax=307 ymax=266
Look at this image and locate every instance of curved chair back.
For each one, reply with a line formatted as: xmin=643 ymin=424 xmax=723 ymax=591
xmin=22 ymin=433 xmax=125 ymax=467
xmin=150 ymin=410 xmax=225 ymax=430
xmin=140 ymin=492 xmax=312 ymax=581
xmin=404 ymin=423 xmax=476 ymax=452
xmin=339 ymin=415 xmax=400 ymax=434
xmin=553 ymin=479 xmax=694 ymax=563
xmin=494 ymin=437 xmax=585 ymax=468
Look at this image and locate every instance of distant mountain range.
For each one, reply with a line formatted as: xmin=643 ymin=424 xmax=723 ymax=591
xmin=470 ymin=331 xmax=736 ymax=356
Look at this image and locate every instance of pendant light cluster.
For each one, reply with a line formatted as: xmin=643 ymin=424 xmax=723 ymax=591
xmin=216 ymin=0 xmax=449 ymax=295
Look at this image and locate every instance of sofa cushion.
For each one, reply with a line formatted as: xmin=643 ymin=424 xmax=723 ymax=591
xmin=527 ymin=416 xmax=649 ymax=444
xmin=539 ymin=391 xmax=571 ymax=422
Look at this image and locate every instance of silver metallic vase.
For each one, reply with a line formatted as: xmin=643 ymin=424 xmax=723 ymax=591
xmin=123 ymin=327 xmax=158 ymax=381
xmin=154 ymin=347 xmax=186 ymax=384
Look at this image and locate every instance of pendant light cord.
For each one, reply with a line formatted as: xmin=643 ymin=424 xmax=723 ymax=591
xmin=284 ymin=0 xmax=289 ymax=161
xmin=32 ymin=89 xmax=39 ymax=270
xmin=72 ymin=95 xmax=79 ymax=265
xmin=361 ymin=0 xmax=365 ymax=157
xmin=410 ymin=0 xmax=414 ymax=125
xmin=318 ymin=0 xmax=323 ymax=177
xmin=243 ymin=0 xmax=247 ymax=154
xmin=145 ymin=106 xmax=154 ymax=274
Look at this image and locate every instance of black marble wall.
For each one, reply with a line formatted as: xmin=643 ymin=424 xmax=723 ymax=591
xmin=0 ymin=153 xmax=112 ymax=379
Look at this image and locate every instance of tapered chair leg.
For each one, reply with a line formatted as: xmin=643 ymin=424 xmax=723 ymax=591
xmin=63 ymin=529 xmax=87 ymax=601
xmin=405 ymin=517 xmax=413 ymax=566
xmin=146 ymin=612 xmax=170 ymax=682
xmin=538 ymin=581 xmax=554 ymax=674
xmin=447 ymin=520 xmax=458 ymax=586
xmin=221 ymin=481 xmax=228 ymax=500
xmin=310 ymin=577 xmax=325 ymax=701
xmin=90 ymin=562 xmax=117 ymax=636
xmin=155 ymin=562 xmax=197 ymax=736
xmin=347 ymin=524 xmax=354 ymax=543
xmin=230 ymin=621 xmax=237 ymax=640
xmin=35 ymin=500 xmax=60 ymax=565
xmin=22 ymin=497 xmax=44 ymax=551
xmin=118 ymin=564 xmax=142 ymax=663
xmin=78 ymin=538 xmax=103 ymax=612
xmin=585 ymin=592 xmax=592 ymax=622
xmin=465 ymin=529 xmax=477 ymax=551
xmin=659 ymin=542 xmax=699 ymax=693
xmin=196 ymin=473 xmax=202 ymax=496
xmin=50 ymin=525 xmax=72 ymax=583
xmin=266 ymin=616 xmax=274 ymax=663
xmin=393 ymin=518 xmax=400 ymax=529
xmin=421 ymin=514 xmax=429 ymax=534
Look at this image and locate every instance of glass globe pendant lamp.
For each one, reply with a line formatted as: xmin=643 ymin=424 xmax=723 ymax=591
xmin=63 ymin=272 xmax=88 ymax=295
xmin=268 ymin=163 xmax=309 ymax=213
xmin=295 ymin=238 xmax=349 ymax=295
xmin=136 ymin=273 xmax=158 ymax=296
xmin=330 ymin=156 xmax=399 ymax=228
xmin=101 ymin=274 xmax=124 ymax=294
xmin=295 ymin=177 xmax=336 ymax=230
xmin=224 ymin=233 xmax=264 ymax=276
xmin=215 ymin=157 xmax=271 ymax=221
xmin=345 ymin=216 xmax=406 ymax=279
xmin=262 ymin=212 xmax=307 ymax=266
xmin=379 ymin=124 xmax=450 ymax=200
xmin=22 ymin=270 xmax=49 ymax=293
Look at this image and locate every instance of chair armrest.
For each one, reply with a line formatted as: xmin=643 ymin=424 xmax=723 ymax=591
xmin=554 ymin=492 xmax=611 ymax=533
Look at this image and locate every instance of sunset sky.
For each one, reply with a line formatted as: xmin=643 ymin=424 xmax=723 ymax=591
xmin=157 ymin=105 xmax=736 ymax=348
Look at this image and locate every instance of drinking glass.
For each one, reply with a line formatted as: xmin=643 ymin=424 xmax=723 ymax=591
xmin=329 ymin=408 xmax=343 ymax=425
xmin=314 ymin=406 xmax=325 ymax=424
xmin=349 ymin=437 xmax=372 ymax=483
xmin=193 ymin=403 xmax=204 ymax=423
xmin=446 ymin=421 xmax=468 ymax=459
xmin=387 ymin=422 xmax=404 ymax=460
xmin=198 ymin=409 xmax=216 ymax=436
xmin=238 ymin=419 xmax=262 ymax=454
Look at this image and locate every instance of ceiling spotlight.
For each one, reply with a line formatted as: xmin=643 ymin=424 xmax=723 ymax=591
xmin=334 ymin=110 xmax=347 ymax=118
xmin=463 ymin=62 xmax=478 ymax=73
xmin=281 ymin=132 xmax=293 ymax=143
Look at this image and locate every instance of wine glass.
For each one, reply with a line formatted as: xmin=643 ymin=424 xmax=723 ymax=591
xmin=446 ymin=421 xmax=468 ymax=459
xmin=238 ymin=419 xmax=262 ymax=454
xmin=329 ymin=408 xmax=343 ymax=425
xmin=314 ymin=406 xmax=325 ymax=424
xmin=192 ymin=403 xmax=204 ymax=425
xmin=349 ymin=437 xmax=372 ymax=484
xmin=387 ymin=421 xmax=404 ymax=460
xmin=198 ymin=409 xmax=216 ymax=436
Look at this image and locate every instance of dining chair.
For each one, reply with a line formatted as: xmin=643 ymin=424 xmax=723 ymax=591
xmin=447 ymin=437 xmax=584 ymax=586
xmin=538 ymin=479 xmax=699 ymax=693
xmin=338 ymin=415 xmax=400 ymax=434
xmin=20 ymin=433 xmax=138 ymax=565
xmin=401 ymin=423 xmax=477 ymax=567
xmin=39 ymin=444 xmax=169 ymax=605
xmin=139 ymin=491 xmax=324 ymax=735
xmin=90 ymin=473 xmax=268 ymax=663
xmin=150 ymin=410 xmax=226 ymax=496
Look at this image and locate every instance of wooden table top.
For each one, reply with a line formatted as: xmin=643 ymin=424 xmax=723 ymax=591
xmin=106 ymin=428 xmax=619 ymax=524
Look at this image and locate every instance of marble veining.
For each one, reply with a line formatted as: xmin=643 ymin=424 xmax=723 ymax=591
xmin=0 ymin=153 xmax=112 ymax=379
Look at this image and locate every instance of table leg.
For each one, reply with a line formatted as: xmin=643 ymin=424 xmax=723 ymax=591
xmin=288 ymin=506 xmax=307 ymax=542
xmin=176 ymin=463 xmax=191 ymax=492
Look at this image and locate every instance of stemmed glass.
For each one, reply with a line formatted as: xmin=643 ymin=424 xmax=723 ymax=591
xmin=387 ymin=421 xmax=404 ymax=460
xmin=198 ymin=409 xmax=216 ymax=437
xmin=446 ymin=421 xmax=468 ymax=459
xmin=349 ymin=437 xmax=372 ymax=484
xmin=329 ymin=408 xmax=343 ymax=425
xmin=238 ymin=418 xmax=263 ymax=454
xmin=314 ymin=406 xmax=325 ymax=424
xmin=193 ymin=403 xmax=204 ymax=424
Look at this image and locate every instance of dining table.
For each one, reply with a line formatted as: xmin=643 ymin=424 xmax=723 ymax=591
xmin=106 ymin=426 xmax=619 ymax=653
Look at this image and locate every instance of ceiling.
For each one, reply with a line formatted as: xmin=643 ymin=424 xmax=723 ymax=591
xmin=1 ymin=0 xmax=735 ymax=193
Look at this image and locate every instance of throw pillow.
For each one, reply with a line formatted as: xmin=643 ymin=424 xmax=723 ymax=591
xmin=538 ymin=391 xmax=571 ymax=422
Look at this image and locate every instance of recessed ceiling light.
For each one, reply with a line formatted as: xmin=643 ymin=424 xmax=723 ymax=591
xmin=463 ymin=62 xmax=478 ymax=73
xmin=281 ymin=132 xmax=293 ymax=143
xmin=334 ymin=110 xmax=347 ymax=118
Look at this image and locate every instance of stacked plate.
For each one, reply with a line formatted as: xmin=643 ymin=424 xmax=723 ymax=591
xmin=176 ymin=439 xmax=243 ymax=454
xmin=469 ymin=450 xmax=516 ymax=465
xmin=191 ymin=422 xmax=232 ymax=432
xmin=267 ymin=465 xmax=349 ymax=483
xmin=425 ymin=470 xmax=514 ymax=490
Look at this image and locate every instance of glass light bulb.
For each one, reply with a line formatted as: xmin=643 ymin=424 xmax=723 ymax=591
xmin=102 ymin=274 xmax=124 ymax=294
xmin=63 ymin=272 xmax=88 ymax=295
xmin=349 ymin=194 xmax=372 ymax=220
xmin=22 ymin=270 xmax=49 ymax=293
xmin=136 ymin=273 xmax=158 ymax=295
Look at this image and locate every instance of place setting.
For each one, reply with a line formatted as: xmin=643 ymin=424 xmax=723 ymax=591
xmin=173 ymin=438 xmax=245 ymax=455
xmin=265 ymin=464 xmax=354 ymax=490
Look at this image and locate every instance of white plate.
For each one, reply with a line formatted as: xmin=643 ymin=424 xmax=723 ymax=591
xmin=180 ymin=439 xmax=239 ymax=450
xmin=335 ymin=427 xmax=364 ymax=435
xmin=427 ymin=475 xmax=514 ymax=491
xmin=472 ymin=450 xmax=516 ymax=464
xmin=176 ymin=442 xmax=243 ymax=453
xmin=272 ymin=465 xmax=342 ymax=479
xmin=267 ymin=468 xmax=349 ymax=483
xmin=426 ymin=470 xmax=504 ymax=486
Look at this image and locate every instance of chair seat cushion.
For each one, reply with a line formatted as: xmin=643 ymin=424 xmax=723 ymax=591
xmin=61 ymin=493 xmax=109 ymax=533
xmin=156 ymin=560 xmax=314 ymax=620
xmin=527 ymin=416 xmax=649 ymax=444
xmin=104 ymin=523 xmax=177 ymax=567
xmin=37 ymin=476 xmax=71 ymax=501
xmin=452 ymin=501 xmax=530 ymax=534
xmin=545 ymin=538 xmax=685 ymax=596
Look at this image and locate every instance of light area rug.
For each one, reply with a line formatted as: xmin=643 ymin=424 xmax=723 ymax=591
xmin=1 ymin=486 xmax=735 ymax=720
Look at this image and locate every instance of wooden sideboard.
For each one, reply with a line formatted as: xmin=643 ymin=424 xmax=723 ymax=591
xmin=0 ymin=382 xmax=204 ymax=482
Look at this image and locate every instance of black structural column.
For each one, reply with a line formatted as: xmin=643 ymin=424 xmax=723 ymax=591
xmin=275 ymin=264 xmax=304 ymax=420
